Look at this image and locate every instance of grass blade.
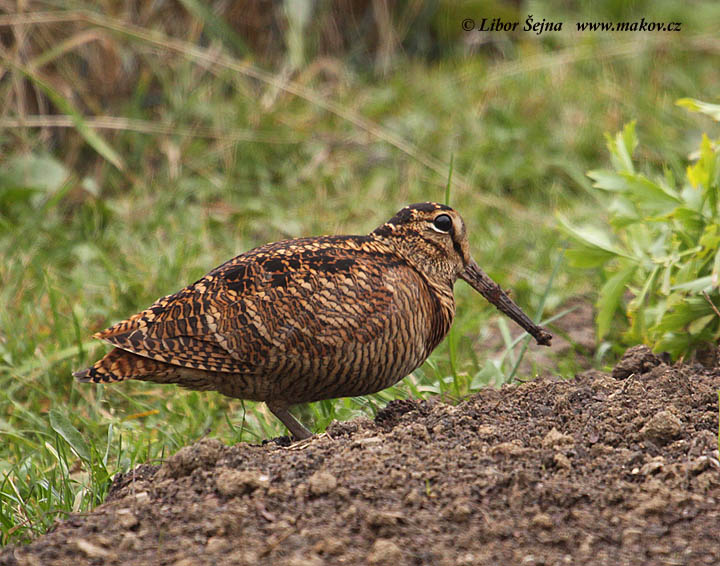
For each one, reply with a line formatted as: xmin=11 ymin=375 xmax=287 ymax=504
xmin=48 ymin=409 xmax=90 ymax=463
xmin=4 ymin=59 xmax=125 ymax=171
xmin=506 ymin=247 xmax=564 ymax=382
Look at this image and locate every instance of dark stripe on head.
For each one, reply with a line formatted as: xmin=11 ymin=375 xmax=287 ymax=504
xmin=407 ymin=202 xmax=451 ymax=213
xmin=374 ymin=203 xmax=453 ymax=235
xmin=452 ymin=240 xmax=463 ymax=258
xmin=385 ymin=207 xmax=413 ymax=226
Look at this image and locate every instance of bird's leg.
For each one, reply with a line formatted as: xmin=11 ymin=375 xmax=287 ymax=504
xmin=266 ymin=401 xmax=313 ymax=440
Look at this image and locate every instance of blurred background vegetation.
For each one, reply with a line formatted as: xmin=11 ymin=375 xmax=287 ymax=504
xmin=1 ymin=0 xmax=719 ymax=545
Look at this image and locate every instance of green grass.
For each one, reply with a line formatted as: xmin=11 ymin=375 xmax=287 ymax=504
xmin=1 ymin=1 xmax=719 ymax=546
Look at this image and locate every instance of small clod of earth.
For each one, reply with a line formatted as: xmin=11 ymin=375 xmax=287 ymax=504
xmin=2 ymin=347 xmax=720 ymax=565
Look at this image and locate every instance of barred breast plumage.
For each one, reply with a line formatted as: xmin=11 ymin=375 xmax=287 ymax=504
xmin=75 ymin=202 xmax=551 ymax=439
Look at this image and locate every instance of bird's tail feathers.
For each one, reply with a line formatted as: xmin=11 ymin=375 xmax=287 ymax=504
xmin=73 ymin=348 xmax=167 ymax=384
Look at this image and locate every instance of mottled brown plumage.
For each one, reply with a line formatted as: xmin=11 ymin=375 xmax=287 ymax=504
xmin=75 ymin=203 xmax=551 ymax=439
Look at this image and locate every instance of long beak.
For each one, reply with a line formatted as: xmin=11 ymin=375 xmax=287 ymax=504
xmin=459 ymin=259 xmax=552 ymax=346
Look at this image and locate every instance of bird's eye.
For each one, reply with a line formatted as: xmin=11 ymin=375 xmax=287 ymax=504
xmin=432 ymin=214 xmax=453 ymax=233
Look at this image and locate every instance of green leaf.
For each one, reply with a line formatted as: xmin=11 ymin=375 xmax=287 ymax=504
xmin=587 ymin=169 xmax=629 ymax=191
xmin=687 ymin=135 xmax=715 ymax=193
xmin=558 ymin=216 xmax=634 ymax=260
xmin=656 ymin=298 xmax=712 ymax=331
xmin=628 ymin=265 xmax=661 ymax=311
xmin=671 ymin=275 xmax=713 ymax=293
xmin=672 ymin=207 xmax=705 ymax=236
xmin=49 ymin=409 xmax=91 ymax=463
xmin=660 ymin=262 xmax=673 ymax=295
xmin=618 ymin=121 xmax=638 ymax=173
xmin=653 ymin=332 xmax=692 ymax=358
xmin=604 ymin=121 xmax=637 ymax=173
xmin=564 ymin=247 xmax=615 ymax=268
xmin=688 ymin=313 xmax=716 ymax=335
xmin=676 ymin=98 xmax=720 ymax=121
xmin=623 ymin=174 xmax=682 ymax=208
xmin=607 ymin=196 xmax=640 ymax=226
xmin=0 ymin=153 xmax=69 ymax=193
xmin=597 ymin=263 xmax=637 ymax=340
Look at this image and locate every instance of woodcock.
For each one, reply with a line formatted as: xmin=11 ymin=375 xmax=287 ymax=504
xmin=75 ymin=203 xmax=552 ymax=439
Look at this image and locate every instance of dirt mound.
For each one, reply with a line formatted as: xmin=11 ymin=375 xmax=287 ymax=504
xmin=3 ymin=348 xmax=720 ymax=565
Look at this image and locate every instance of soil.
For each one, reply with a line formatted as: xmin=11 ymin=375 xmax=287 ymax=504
xmin=3 ymin=345 xmax=720 ymax=566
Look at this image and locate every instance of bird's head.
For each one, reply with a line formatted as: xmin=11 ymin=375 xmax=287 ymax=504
xmin=373 ymin=202 xmax=552 ymax=346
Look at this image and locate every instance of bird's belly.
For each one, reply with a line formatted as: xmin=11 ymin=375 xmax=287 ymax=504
xmin=273 ymin=311 xmax=434 ymax=403
xmin=216 ymin=292 xmax=447 ymax=404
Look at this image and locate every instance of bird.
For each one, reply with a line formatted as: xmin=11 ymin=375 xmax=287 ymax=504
xmin=74 ymin=202 xmax=552 ymax=440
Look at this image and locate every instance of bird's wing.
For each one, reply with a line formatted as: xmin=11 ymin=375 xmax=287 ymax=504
xmin=95 ymin=236 xmax=409 ymax=373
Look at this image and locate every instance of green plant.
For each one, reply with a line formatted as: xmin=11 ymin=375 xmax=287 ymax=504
xmin=561 ymin=99 xmax=720 ymax=359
